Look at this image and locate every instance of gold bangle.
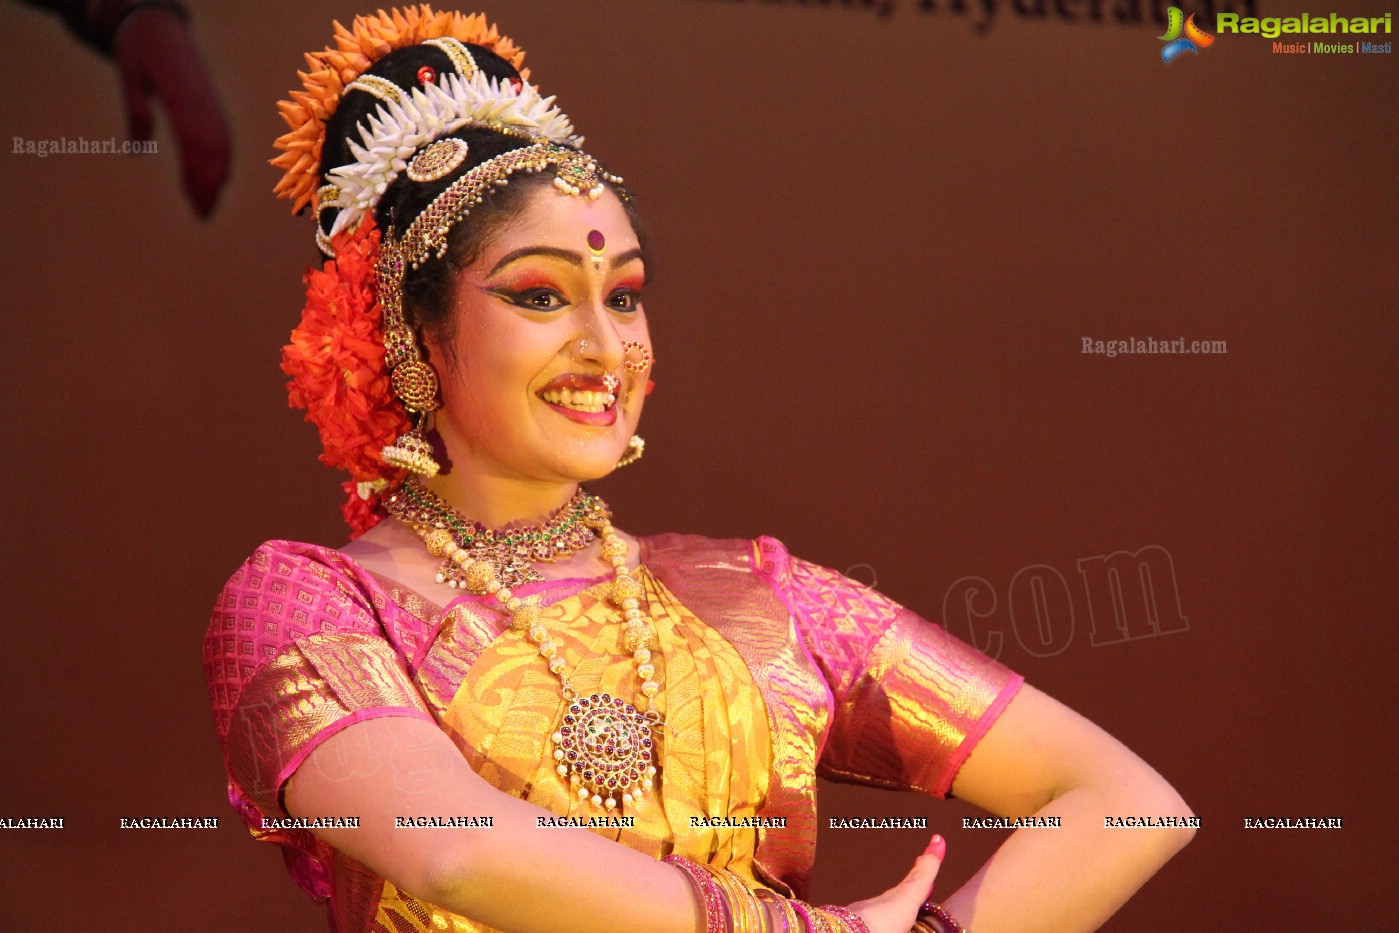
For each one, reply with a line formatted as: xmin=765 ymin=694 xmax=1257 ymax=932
xmin=755 ymin=889 xmax=800 ymax=933
xmin=699 ymin=863 xmax=763 ymax=933
xmin=730 ymin=872 xmax=766 ymax=933
xmin=806 ymin=907 xmax=835 ymax=933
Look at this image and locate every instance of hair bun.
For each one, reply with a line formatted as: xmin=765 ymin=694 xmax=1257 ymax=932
xmin=271 ymin=6 xmax=529 ymax=215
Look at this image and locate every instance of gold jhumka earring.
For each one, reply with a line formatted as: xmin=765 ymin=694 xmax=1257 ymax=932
xmin=378 ymin=262 xmax=444 ymax=478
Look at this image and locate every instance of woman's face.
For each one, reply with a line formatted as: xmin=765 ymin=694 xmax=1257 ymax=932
xmin=425 ymin=184 xmax=649 ymax=487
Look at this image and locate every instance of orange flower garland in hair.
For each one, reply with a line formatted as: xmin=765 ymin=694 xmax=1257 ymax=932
xmin=271 ymin=5 xmax=529 ymax=214
xmin=281 ymin=217 xmax=410 ymax=537
xmin=273 ymin=7 xmax=537 ymax=534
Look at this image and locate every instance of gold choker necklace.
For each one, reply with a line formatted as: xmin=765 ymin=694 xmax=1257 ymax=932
xmin=384 ymin=479 xmax=604 ymax=589
xmin=387 ymin=483 xmax=662 ymax=811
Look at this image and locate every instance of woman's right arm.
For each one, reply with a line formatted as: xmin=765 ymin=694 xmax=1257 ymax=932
xmin=211 ymin=545 xmax=698 ymax=930
xmin=285 ymin=715 xmax=701 ymax=932
xmin=286 ymin=715 xmax=942 ymax=933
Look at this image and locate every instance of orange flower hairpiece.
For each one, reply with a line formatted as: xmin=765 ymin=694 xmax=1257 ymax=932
xmin=271 ymin=5 xmax=529 ymax=215
xmin=281 ymin=216 xmax=411 ymax=536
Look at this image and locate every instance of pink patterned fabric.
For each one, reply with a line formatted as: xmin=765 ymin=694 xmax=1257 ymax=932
xmin=205 ymin=535 xmax=1022 ymax=918
xmin=204 ymin=541 xmax=438 ymax=902
xmin=770 ymin=539 xmax=1023 ymax=796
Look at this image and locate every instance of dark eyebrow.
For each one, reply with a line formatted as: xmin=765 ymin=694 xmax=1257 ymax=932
xmin=487 ymin=247 xmax=580 ymax=276
xmin=486 ymin=246 xmax=647 ymax=277
xmin=609 ymin=248 xmax=645 ymax=272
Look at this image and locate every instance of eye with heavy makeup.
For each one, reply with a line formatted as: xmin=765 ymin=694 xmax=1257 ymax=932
xmin=485 ymin=279 xmax=644 ymax=314
xmin=477 ymin=238 xmax=647 ymax=317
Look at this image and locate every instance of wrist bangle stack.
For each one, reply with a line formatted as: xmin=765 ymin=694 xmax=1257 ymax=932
xmin=914 ymin=902 xmax=968 ymax=933
xmin=699 ymin=862 xmax=765 ymax=933
xmin=790 ymin=898 xmax=820 ymax=933
xmin=801 ymin=906 xmax=833 ymax=933
xmin=665 ymin=855 xmax=725 ymax=933
xmin=819 ymin=905 xmax=871 ymax=933
xmin=756 ymin=889 xmax=801 ymax=933
xmin=662 ymin=854 xmax=874 ymax=933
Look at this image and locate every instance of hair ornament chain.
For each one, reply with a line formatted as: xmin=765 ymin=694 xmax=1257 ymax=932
xmin=422 ymin=36 xmax=480 ymax=78
xmin=345 ymin=74 xmax=406 ymax=106
xmin=376 ymin=142 xmax=619 ymax=358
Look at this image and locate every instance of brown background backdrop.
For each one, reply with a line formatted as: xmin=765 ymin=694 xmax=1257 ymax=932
xmin=1 ymin=0 xmax=1394 ymax=929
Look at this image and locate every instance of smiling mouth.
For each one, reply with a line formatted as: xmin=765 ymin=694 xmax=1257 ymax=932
xmin=538 ymin=387 xmax=617 ymax=413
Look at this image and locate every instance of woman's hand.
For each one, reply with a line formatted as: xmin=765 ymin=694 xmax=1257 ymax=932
xmin=112 ymin=6 xmax=231 ymax=217
xmin=844 ymin=834 xmax=946 ymax=933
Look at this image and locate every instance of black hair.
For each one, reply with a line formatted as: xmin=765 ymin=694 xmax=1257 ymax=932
xmin=315 ymin=42 xmax=647 ymax=350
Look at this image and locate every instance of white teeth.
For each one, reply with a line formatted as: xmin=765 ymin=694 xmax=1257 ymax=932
xmin=540 ymin=387 xmax=615 ymax=413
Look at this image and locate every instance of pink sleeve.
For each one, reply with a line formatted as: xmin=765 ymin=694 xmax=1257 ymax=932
xmin=203 ymin=541 xmax=434 ymax=898
xmin=777 ymin=542 xmax=1023 ymax=798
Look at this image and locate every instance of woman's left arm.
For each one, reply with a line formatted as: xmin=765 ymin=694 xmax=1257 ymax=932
xmin=938 ymin=684 xmax=1195 ymax=932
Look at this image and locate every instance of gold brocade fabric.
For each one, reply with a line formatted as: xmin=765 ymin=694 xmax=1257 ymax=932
xmin=232 ymin=635 xmax=433 ymax=818
xmin=643 ymin=535 xmax=833 ymax=896
xmin=372 ymin=568 xmax=774 ymax=932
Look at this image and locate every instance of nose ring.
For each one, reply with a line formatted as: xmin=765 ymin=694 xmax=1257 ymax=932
xmin=621 ymin=341 xmax=652 ymax=374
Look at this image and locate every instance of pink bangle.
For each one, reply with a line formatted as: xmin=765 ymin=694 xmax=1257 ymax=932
xmin=819 ymin=905 xmax=871 ymax=933
xmin=664 ymin=854 xmax=726 ymax=933
xmin=790 ymin=898 xmax=820 ymax=932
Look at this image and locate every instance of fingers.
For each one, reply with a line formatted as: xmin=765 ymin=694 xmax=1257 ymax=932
xmin=854 ymin=835 xmax=947 ymax=931
xmin=900 ymin=834 xmax=945 ymax=901
xmin=150 ymin=32 xmax=231 ymax=217
xmin=925 ymin=834 xmax=946 ymax=863
xmin=113 ymin=9 xmax=232 ymax=217
xmin=121 ymin=68 xmax=154 ymax=143
xmin=175 ymin=112 xmax=232 ymax=217
xmin=841 ymin=835 xmax=948 ymax=933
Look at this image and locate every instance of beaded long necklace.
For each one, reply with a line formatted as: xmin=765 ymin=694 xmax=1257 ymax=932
xmin=385 ymin=481 xmax=662 ymax=811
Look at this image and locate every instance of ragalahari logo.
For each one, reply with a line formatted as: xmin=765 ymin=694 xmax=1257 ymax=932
xmin=1159 ymin=7 xmax=1215 ymax=61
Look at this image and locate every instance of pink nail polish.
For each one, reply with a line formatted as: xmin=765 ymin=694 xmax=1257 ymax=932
xmin=926 ymin=834 xmax=946 ymax=859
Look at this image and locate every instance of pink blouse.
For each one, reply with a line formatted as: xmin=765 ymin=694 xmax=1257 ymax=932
xmin=205 ymin=533 xmax=1023 ymax=904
